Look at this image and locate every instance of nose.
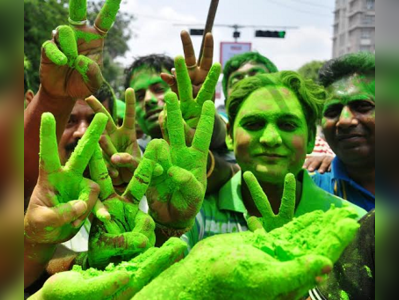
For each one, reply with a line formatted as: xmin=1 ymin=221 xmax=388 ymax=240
xmin=144 ymin=90 xmax=161 ymax=108
xmin=259 ymin=125 xmax=283 ymax=148
xmin=337 ymin=106 xmax=358 ymax=129
xmin=72 ymin=120 xmax=89 ymax=140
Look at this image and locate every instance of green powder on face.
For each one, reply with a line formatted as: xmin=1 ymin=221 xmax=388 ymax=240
xmin=69 ymin=0 xmax=87 ymax=22
xmin=75 ymin=55 xmax=91 ymax=83
xmin=340 ymin=290 xmax=349 ymax=300
xmin=96 ymin=0 xmax=121 ymax=31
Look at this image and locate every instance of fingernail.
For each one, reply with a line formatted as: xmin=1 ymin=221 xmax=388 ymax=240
xmin=98 ymin=208 xmax=111 ymax=221
xmin=72 ymin=219 xmax=84 ymax=228
xmin=113 ymin=155 xmax=121 ymax=163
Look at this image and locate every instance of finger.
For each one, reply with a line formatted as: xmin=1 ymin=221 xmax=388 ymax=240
xmin=89 ymin=271 xmax=130 ymax=299
xmin=247 ymin=216 xmax=265 ymax=233
xmin=93 ymin=200 xmax=111 ymax=222
xmin=74 ymin=55 xmax=104 ymax=93
xmin=103 ymin=232 xmax=149 ymax=257
xmin=86 ymin=96 xmax=117 ymax=134
xmin=180 ymin=30 xmax=196 ymax=68
xmin=199 ymin=32 xmax=214 ymax=71
xmin=99 ymin=134 xmax=118 ymax=159
xmin=111 ymin=153 xmax=140 ymax=171
xmin=165 ymin=92 xmax=186 ymax=150
xmin=243 ymin=171 xmax=274 ymax=219
xmin=122 ymin=88 xmax=137 ymax=133
xmin=72 ymin=179 xmax=102 ymax=227
xmin=160 ymin=73 xmax=178 ymax=94
xmin=39 ymin=113 xmax=62 ymax=174
xmin=69 ymin=0 xmax=87 ymax=23
xmin=278 ymin=173 xmax=296 ymax=220
xmin=123 ymin=158 xmax=158 ymax=204
xmin=66 ymin=113 xmax=108 ymax=174
xmin=174 ymin=55 xmax=193 ymax=102
xmin=191 ymin=101 xmax=215 ymax=153
xmin=51 ymin=200 xmax=88 ymax=228
xmin=56 ymin=25 xmax=78 ymax=65
xmin=319 ymin=157 xmax=333 ymax=174
xmin=89 ymin=145 xmax=115 ymax=200
xmin=42 ymin=41 xmax=67 ymax=66
xmin=129 ymin=238 xmax=187 ymax=292
xmin=95 ymin=0 xmax=122 ymax=34
xmin=144 ymin=139 xmax=172 ymax=173
xmin=315 ymin=218 xmax=360 ymax=263
xmin=196 ymin=63 xmax=221 ymax=106
xmin=132 ymin=210 xmax=156 ymax=244
xmin=307 ymin=159 xmax=321 ymax=172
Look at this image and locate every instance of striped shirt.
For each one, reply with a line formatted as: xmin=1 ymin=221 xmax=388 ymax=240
xmin=182 ymin=170 xmax=367 ymax=251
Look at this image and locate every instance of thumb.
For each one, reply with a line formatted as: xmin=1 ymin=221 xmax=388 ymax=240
xmin=51 ymin=200 xmax=87 ymax=228
xmin=88 ymin=271 xmax=131 ymax=299
xmin=74 ymin=55 xmax=104 ymax=94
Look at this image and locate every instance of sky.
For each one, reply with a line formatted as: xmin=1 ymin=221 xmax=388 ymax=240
xmin=115 ymin=0 xmax=336 ymax=71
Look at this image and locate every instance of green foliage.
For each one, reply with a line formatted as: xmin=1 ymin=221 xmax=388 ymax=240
xmin=297 ymin=60 xmax=327 ymax=83
xmin=24 ymin=0 xmax=133 ymax=94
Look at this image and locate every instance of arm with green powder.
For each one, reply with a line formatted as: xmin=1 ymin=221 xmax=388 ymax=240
xmin=87 ymin=144 xmax=159 ymax=270
xmin=29 ymin=238 xmax=187 ymax=300
xmin=144 ymin=91 xmax=216 ymax=243
xmin=86 ymin=88 xmax=142 ymax=191
xmin=24 ymin=112 xmax=109 ymax=288
xmin=133 ymin=206 xmax=360 ymax=300
xmin=24 ymin=0 xmax=123 ymax=198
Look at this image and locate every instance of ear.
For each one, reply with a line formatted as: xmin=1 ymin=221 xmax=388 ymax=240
xmin=306 ymin=125 xmax=317 ymax=154
xmin=25 ymin=90 xmax=35 ymax=104
xmin=226 ymin=123 xmax=234 ymax=151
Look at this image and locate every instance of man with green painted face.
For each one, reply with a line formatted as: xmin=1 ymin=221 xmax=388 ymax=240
xmin=311 ymin=52 xmax=375 ymax=211
xmin=182 ymin=72 xmax=366 ymax=251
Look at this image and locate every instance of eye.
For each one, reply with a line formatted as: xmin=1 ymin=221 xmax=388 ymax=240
xmin=230 ymin=75 xmax=244 ymax=87
xmin=242 ymin=120 xmax=265 ymax=131
xmin=152 ymin=85 xmax=166 ymax=94
xmin=324 ymin=104 xmax=343 ymax=119
xmin=66 ymin=115 xmax=77 ymax=128
xmin=351 ymin=101 xmax=374 ymax=113
xmin=279 ymin=121 xmax=298 ymax=132
xmin=135 ymin=91 xmax=145 ymax=102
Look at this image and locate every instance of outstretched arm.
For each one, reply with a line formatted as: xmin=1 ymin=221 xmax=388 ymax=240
xmin=24 ymin=0 xmax=123 ymax=199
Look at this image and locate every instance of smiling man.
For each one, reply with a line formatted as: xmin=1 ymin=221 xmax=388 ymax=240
xmin=182 ymin=72 xmax=366 ymax=251
xmin=312 ymin=52 xmax=375 ymax=211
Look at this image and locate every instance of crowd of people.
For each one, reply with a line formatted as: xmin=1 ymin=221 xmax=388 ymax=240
xmin=21 ymin=0 xmax=375 ymax=299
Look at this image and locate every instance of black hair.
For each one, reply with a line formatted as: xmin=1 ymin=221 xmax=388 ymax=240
xmin=124 ymin=54 xmax=174 ymax=90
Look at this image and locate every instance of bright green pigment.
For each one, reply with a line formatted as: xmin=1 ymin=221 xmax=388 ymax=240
xmin=74 ymin=29 xmax=103 ymax=43
xmin=69 ymin=0 xmax=87 ymax=22
xmin=134 ymin=206 xmax=359 ymax=299
xmin=96 ymin=0 xmax=122 ymax=31
xmin=364 ymin=265 xmax=373 ymax=278
xmin=143 ymin=93 xmax=215 ymax=229
xmin=35 ymin=238 xmax=186 ymax=299
xmin=340 ymin=290 xmax=349 ymax=300
xmin=75 ymin=55 xmax=92 ymax=83
xmin=244 ymin=172 xmax=296 ymax=232
xmin=43 ymin=41 xmax=67 ymax=66
xmin=58 ymin=25 xmax=78 ymax=67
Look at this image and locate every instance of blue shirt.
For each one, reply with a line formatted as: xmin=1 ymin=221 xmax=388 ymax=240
xmin=311 ymin=157 xmax=375 ymax=211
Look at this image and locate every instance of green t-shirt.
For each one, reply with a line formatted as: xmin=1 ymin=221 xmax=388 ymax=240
xmin=182 ymin=170 xmax=367 ymax=251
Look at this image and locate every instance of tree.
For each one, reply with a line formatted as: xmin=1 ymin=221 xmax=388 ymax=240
xmin=24 ymin=0 xmax=134 ymax=95
xmin=297 ymin=60 xmax=327 ymax=83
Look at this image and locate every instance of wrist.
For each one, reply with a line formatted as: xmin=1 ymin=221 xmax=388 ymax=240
xmin=24 ymin=236 xmax=57 ymax=264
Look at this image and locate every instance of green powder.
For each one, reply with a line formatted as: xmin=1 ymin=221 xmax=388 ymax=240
xmin=340 ymin=290 xmax=350 ymax=300
xmin=74 ymin=30 xmax=102 ymax=43
xmin=58 ymin=26 xmax=78 ymax=67
xmin=364 ymin=265 xmax=373 ymax=278
xmin=43 ymin=41 xmax=67 ymax=66
xmin=69 ymin=0 xmax=87 ymax=22
xmin=96 ymin=0 xmax=121 ymax=31
xmin=75 ymin=55 xmax=92 ymax=83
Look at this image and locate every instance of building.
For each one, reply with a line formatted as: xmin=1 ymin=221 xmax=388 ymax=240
xmin=332 ymin=0 xmax=375 ymax=58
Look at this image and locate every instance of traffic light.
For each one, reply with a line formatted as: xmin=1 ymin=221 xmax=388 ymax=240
xmin=255 ymin=30 xmax=286 ymax=38
xmin=190 ymin=29 xmax=205 ymax=36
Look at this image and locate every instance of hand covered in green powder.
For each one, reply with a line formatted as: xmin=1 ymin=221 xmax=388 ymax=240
xmin=160 ymin=56 xmax=221 ymax=146
xmin=40 ymin=0 xmax=122 ymax=99
xmin=133 ymin=206 xmax=360 ymax=300
xmin=24 ymin=112 xmax=109 ymax=245
xmin=88 ymin=145 xmax=159 ymax=269
xmin=161 ymin=31 xmax=215 ymax=99
xmin=144 ymin=92 xmax=216 ymax=231
xmin=86 ymin=88 xmax=141 ymax=192
xmin=245 ymin=172 xmax=296 ymax=232
xmin=31 ymin=238 xmax=186 ymax=300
